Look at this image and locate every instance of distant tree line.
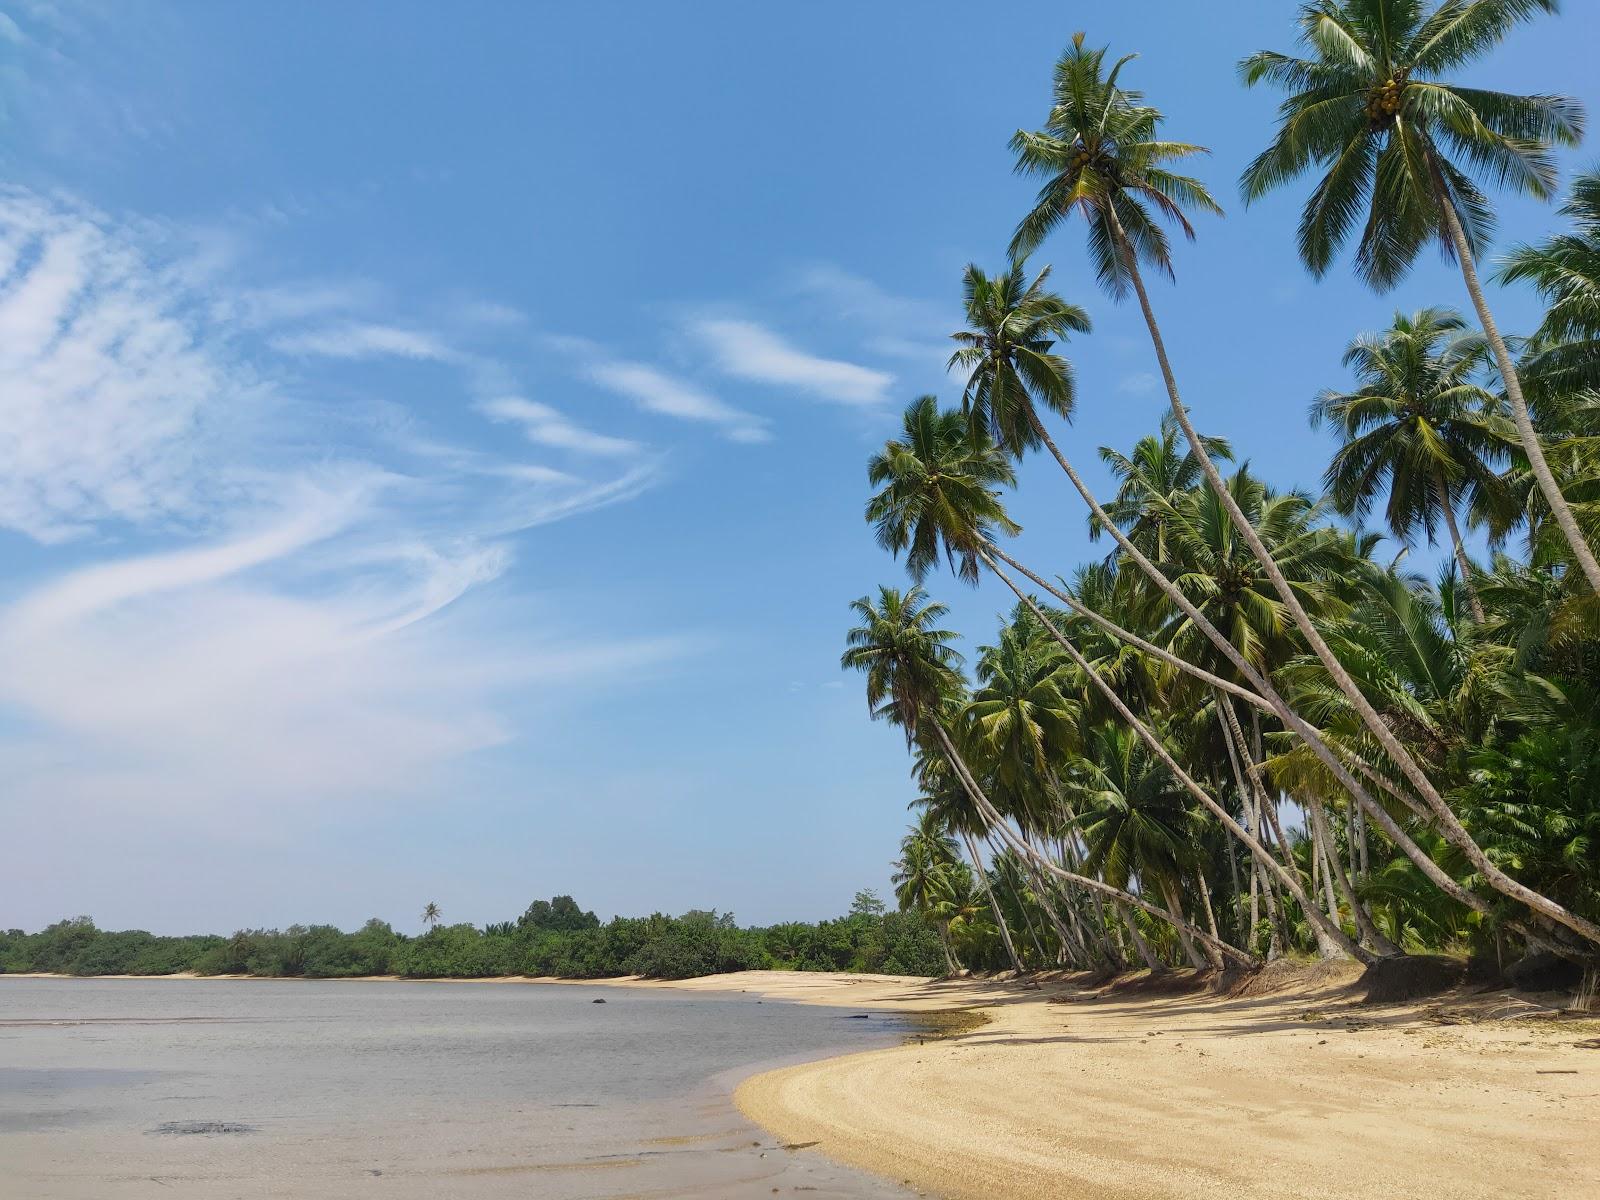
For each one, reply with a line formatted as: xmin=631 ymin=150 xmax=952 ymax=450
xmin=0 ymin=890 xmax=949 ymax=981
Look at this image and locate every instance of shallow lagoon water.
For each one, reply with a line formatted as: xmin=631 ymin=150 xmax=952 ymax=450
xmin=0 ymin=976 xmax=917 ymax=1198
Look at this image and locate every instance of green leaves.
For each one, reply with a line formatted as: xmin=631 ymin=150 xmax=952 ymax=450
xmin=1009 ymin=34 xmax=1220 ymax=295
xmin=1241 ymin=0 xmax=1582 ymax=289
xmin=866 ymin=396 xmax=1021 ymax=585
xmin=1314 ymin=306 xmax=1512 ymax=545
xmin=949 ymin=260 xmax=1090 ymax=455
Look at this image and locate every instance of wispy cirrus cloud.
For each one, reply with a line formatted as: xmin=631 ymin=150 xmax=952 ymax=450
xmin=0 ymin=491 xmax=696 ymax=828
xmin=476 ymin=395 xmax=642 ymax=458
xmin=789 ymin=264 xmax=955 ymax=365
xmin=588 ymin=360 xmax=771 ymax=443
xmin=272 ymin=322 xmax=457 ymax=362
xmin=691 ymin=317 xmax=893 ymax=407
xmin=0 ymin=187 xmax=262 ymax=541
xmin=0 ymin=184 xmax=695 ymax=836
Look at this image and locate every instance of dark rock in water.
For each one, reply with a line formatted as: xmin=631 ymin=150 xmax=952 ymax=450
xmin=152 ymin=1121 xmax=255 ymax=1136
xmin=1504 ymin=950 xmax=1584 ymax=994
xmin=592 ymin=998 xmax=607 ymax=1004
xmin=848 ymin=1013 xmax=869 ymax=1019
xmin=1361 ymin=955 xmax=1467 ymax=1003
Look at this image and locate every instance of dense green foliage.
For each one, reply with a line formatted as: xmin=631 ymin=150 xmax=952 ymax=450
xmin=0 ymin=891 xmax=950 ymax=981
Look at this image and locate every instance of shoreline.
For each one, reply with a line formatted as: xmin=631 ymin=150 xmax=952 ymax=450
xmin=10 ymin=967 xmax=1598 ymax=1198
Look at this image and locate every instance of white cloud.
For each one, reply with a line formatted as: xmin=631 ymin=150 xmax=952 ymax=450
xmin=791 ymin=264 xmax=953 ymax=364
xmin=273 ymin=322 xmax=456 ymax=362
xmin=1118 ymin=372 xmax=1158 ymax=396
xmin=0 ymin=185 xmax=690 ymax=838
xmin=477 ymin=395 xmax=642 ymax=458
xmin=0 ymin=188 xmax=259 ymax=541
xmin=588 ymin=361 xmax=771 ymax=443
xmin=692 ymin=318 xmax=892 ymax=406
xmin=0 ymin=499 xmax=695 ymax=827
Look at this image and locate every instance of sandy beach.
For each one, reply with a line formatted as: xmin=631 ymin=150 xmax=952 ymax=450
xmin=695 ymin=966 xmax=1600 ymax=1200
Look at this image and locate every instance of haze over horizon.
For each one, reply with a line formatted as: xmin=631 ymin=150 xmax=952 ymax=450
xmin=3 ymin=0 xmax=1597 ymax=936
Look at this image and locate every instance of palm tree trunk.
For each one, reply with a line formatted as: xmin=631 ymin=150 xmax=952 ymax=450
xmin=1223 ymin=816 xmax=1244 ymax=943
xmin=979 ymin=552 xmax=1369 ymax=963
xmin=1101 ymin=203 xmax=1600 ymax=952
xmin=937 ymin=920 xmax=961 ymax=974
xmin=990 ymin=832 xmax=1051 ymax=966
xmin=1021 ymin=851 xmax=1089 ymax=967
xmin=924 ymin=719 xmax=1253 ymax=967
xmin=1425 ymin=149 xmax=1600 ymax=595
xmin=1217 ymin=691 xmax=1398 ymax=955
xmin=986 ymin=544 xmax=1268 ymax=711
xmin=1307 ymin=795 xmax=1346 ymax=926
xmin=962 ymin=827 xmax=1024 ymax=974
xmin=1162 ymin=877 xmax=1211 ymax=970
xmin=1314 ymin=810 xmax=1341 ymax=920
xmin=1435 ymin=472 xmax=1487 ymax=623
xmin=990 ymin=534 xmax=1516 ymax=946
xmin=1117 ymin=900 xmax=1162 ymax=971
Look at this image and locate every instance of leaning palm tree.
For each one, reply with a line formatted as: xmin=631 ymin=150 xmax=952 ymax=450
xmin=948 ymin=259 xmax=1092 ymax=457
xmin=421 ymin=902 xmax=441 ymax=931
xmin=1240 ymin=0 xmax=1597 ymax=591
xmin=843 ymin=576 xmax=1249 ymax=964
xmin=1312 ymin=307 xmax=1511 ymax=621
xmin=865 ymin=400 xmax=1353 ymax=961
xmin=1011 ymin=31 xmax=1600 ymax=950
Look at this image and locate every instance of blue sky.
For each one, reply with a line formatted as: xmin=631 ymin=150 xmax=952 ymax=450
xmin=2 ymin=1 xmax=1596 ymax=935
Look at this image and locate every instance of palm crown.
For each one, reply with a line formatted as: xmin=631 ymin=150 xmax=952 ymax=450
xmin=1240 ymin=0 xmax=1585 ymax=289
xmin=948 ymin=261 xmax=1091 ymax=457
xmin=1500 ymin=168 xmax=1600 ymax=389
xmin=866 ymin=396 xmax=1021 ymax=585
xmin=1312 ymin=306 xmax=1510 ymax=543
xmin=841 ymin=585 xmax=965 ymax=743
xmin=1010 ymin=32 xmax=1222 ymax=295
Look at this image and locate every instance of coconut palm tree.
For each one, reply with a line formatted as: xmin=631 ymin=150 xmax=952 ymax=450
xmin=1070 ymin=723 xmax=1216 ymax=968
xmin=866 ymin=396 xmax=1020 ymax=586
xmin=911 ymin=744 xmax=1028 ymax=974
xmin=948 ymin=260 xmax=1092 ymax=457
xmin=841 ymin=584 xmax=965 ymax=742
xmin=865 ymin=399 xmax=1354 ymax=961
xmin=421 ymin=902 xmax=441 ymax=931
xmin=1239 ymin=0 xmax=1597 ymax=592
xmin=1501 ymin=168 xmax=1600 ymax=393
xmin=1157 ymin=468 xmax=1350 ymax=674
xmin=893 ymin=810 xmax=965 ymax=973
xmin=1313 ymin=307 xmax=1512 ymax=622
xmin=1093 ymin=416 xmax=1234 ymax=560
xmin=968 ymin=623 xmax=1080 ymax=808
xmin=1011 ymin=31 xmax=1600 ymax=949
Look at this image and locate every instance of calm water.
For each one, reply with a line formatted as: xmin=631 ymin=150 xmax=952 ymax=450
xmin=0 ymin=977 xmax=918 ymax=1199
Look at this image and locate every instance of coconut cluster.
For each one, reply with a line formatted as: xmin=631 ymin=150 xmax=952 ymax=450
xmin=1364 ymin=73 xmax=1408 ymax=132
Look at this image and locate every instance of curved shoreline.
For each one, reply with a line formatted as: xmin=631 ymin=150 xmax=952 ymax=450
xmin=723 ymin=968 xmax=1599 ymax=1200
